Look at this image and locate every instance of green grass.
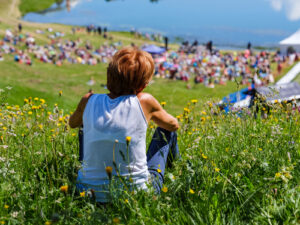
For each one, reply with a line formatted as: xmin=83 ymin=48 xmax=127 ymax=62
xmin=0 ymin=94 xmax=299 ymax=224
xmin=0 ymin=1 xmax=299 ymax=224
xmin=0 ymin=54 xmax=243 ymax=115
xmin=19 ymin=0 xmax=60 ymax=15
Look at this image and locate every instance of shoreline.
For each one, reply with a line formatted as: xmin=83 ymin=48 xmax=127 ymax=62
xmin=19 ymin=0 xmax=280 ymax=50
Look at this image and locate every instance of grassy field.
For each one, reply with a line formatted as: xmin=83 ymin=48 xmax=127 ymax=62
xmin=0 ymin=93 xmax=299 ymax=224
xmin=19 ymin=0 xmax=60 ymax=15
xmin=0 ymin=1 xmax=299 ymax=224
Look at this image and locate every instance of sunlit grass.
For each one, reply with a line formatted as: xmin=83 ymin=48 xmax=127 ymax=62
xmin=0 ymin=90 xmax=299 ymax=224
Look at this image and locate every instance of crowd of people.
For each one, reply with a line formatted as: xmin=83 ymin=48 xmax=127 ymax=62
xmin=1 ymin=24 xmax=299 ymax=89
xmin=153 ymin=42 xmax=298 ymax=88
xmin=0 ymin=26 xmax=119 ymax=67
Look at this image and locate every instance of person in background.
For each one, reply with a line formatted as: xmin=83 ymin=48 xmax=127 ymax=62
xmin=18 ymin=23 xmax=22 ymax=33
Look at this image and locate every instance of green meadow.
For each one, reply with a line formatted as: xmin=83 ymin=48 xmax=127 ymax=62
xmin=0 ymin=1 xmax=299 ymax=224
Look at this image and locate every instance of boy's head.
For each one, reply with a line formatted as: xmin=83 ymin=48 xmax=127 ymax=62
xmin=107 ymin=47 xmax=154 ymax=96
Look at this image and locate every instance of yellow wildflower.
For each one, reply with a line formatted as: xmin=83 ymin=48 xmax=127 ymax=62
xmin=2 ymin=127 xmax=7 ymax=131
xmin=80 ymin=192 xmax=85 ymax=197
xmin=191 ymin=99 xmax=198 ymax=104
xmin=258 ymin=148 xmax=262 ymax=151
xmin=72 ymin=133 xmax=76 ymax=137
xmin=126 ymin=136 xmax=131 ymax=143
xmin=189 ymin=189 xmax=195 ymax=194
xmin=60 ymin=185 xmax=68 ymax=193
xmin=160 ymin=101 xmax=166 ymax=107
xmin=0 ymin=221 xmax=5 ymax=224
xmin=215 ymin=168 xmax=220 ymax=172
xmin=4 ymin=205 xmax=9 ymax=209
xmin=184 ymin=108 xmax=190 ymax=113
xmin=59 ymin=90 xmax=63 ymax=96
xmin=105 ymin=166 xmax=113 ymax=179
xmin=275 ymin=172 xmax=281 ymax=178
xmin=28 ymin=111 xmax=33 ymax=115
xmin=157 ymin=168 xmax=162 ymax=173
xmin=124 ymin=199 xmax=129 ymax=203
xmin=161 ymin=186 xmax=168 ymax=193
xmin=45 ymin=221 xmax=52 ymax=225
xmin=201 ymin=153 xmax=207 ymax=159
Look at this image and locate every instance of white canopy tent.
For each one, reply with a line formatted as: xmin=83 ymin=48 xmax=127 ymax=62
xmin=280 ymin=29 xmax=300 ymax=55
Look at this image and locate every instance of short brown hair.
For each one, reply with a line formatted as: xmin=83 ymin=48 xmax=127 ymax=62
xmin=107 ymin=47 xmax=154 ymax=96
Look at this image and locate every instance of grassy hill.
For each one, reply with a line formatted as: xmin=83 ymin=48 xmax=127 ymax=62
xmin=0 ymin=1 xmax=299 ymax=224
xmin=0 ymin=0 xmax=246 ymax=115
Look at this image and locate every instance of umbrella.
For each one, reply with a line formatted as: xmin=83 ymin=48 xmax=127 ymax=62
xmin=142 ymin=45 xmax=166 ymax=54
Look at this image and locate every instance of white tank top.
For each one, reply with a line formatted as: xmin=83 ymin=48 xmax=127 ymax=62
xmin=77 ymin=94 xmax=150 ymax=202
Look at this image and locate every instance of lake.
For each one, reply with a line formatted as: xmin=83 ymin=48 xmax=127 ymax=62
xmin=23 ymin=0 xmax=300 ymax=47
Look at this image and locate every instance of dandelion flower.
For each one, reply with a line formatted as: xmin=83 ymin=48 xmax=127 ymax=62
xmin=28 ymin=111 xmax=33 ymax=115
xmin=34 ymin=97 xmax=39 ymax=101
xmin=40 ymin=99 xmax=46 ymax=104
xmin=215 ymin=168 xmax=220 ymax=172
xmin=124 ymin=199 xmax=129 ymax=203
xmin=60 ymin=185 xmax=68 ymax=193
xmin=4 ymin=205 xmax=9 ymax=209
xmin=191 ymin=99 xmax=198 ymax=104
xmin=157 ymin=168 xmax=162 ymax=173
xmin=126 ymin=136 xmax=131 ymax=143
xmin=59 ymin=90 xmax=63 ymax=96
xmin=105 ymin=166 xmax=113 ymax=179
xmin=275 ymin=172 xmax=281 ymax=178
xmin=201 ymin=153 xmax=208 ymax=159
xmin=189 ymin=189 xmax=195 ymax=194
xmin=45 ymin=221 xmax=52 ymax=225
xmin=80 ymin=192 xmax=85 ymax=197
xmin=160 ymin=102 xmax=166 ymax=107
xmin=162 ymin=186 xmax=168 ymax=193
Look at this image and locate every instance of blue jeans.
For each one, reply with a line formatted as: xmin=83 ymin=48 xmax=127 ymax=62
xmin=78 ymin=127 xmax=180 ymax=193
xmin=147 ymin=127 xmax=180 ymax=193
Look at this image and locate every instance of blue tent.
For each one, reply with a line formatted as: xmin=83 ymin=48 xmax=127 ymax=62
xmin=142 ymin=45 xmax=166 ymax=54
xmin=220 ymin=84 xmax=255 ymax=112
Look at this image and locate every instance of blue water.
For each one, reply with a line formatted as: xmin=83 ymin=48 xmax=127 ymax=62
xmin=23 ymin=0 xmax=300 ymax=46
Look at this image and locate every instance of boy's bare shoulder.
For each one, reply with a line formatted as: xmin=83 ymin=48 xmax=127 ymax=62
xmin=137 ymin=93 xmax=160 ymax=109
xmin=137 ymin=92 xmax=153 ymax=100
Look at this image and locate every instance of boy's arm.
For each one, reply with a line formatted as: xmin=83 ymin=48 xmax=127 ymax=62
xmin=138 ymin=93 xmax=179 ymax=131
xmin=69 ymin=92 xmax=93 ymax=128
